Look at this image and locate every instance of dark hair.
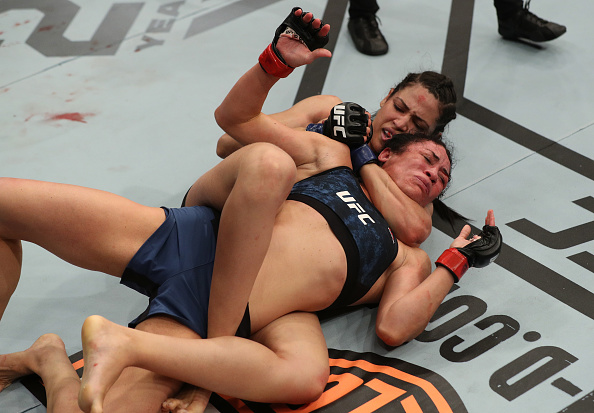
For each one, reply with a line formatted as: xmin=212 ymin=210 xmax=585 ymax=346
xmin=390 ymin=71 xmax=457 ymax=134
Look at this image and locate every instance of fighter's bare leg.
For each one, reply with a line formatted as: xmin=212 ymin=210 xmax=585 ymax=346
xmin=0 ymin=238 xmax=21 ymax=320
xmin=184 ymin=143 xmax=297 ymax=337
xmin=0 ymin=334 xmax=83 ymax=413
xmin=0 ymin=320 xmax=201 ymax=413
xmin=0 ymin=178 xmax=165 ymax=319
xmin=100 ymin=316 xmax=202 ymax=413
xmin=79 ymin=312 xmax=329 ymax=413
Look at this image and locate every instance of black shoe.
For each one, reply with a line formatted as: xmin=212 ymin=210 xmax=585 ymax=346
xmin=498 ymin=0 xmax=566 ymax=42
xmin=348 ymin=15 xmax=389 ymax=56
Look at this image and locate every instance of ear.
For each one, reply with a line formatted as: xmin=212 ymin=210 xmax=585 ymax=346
xmin=379 ymin=88 xmax=394 ymax=107
xmin=377 ymin=148 xmax=391 ymax=163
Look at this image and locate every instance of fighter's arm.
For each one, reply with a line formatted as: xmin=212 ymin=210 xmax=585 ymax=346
xmin=359 ymin=162 xmax=433 ymax=247
xmin=214 ymin=9 xmax=335 ymax=167
xmin=375 ymin=210 xmax=500 ymax=347
xmin=374 ymin=244 xmax=453 ymax=347
xmin=216 ymin=95 xmax=343 ymax=159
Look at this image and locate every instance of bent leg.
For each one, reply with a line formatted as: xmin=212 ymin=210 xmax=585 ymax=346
xmin=184 ymin=143 xmax=297 ymax=338
xmin=0 ymin=178 xmax=165 ymax=319
xmin=101 ymin=316 xmax=202 ymax=413
xmin=0 ymin=320 xmax=203 ymax=413
xmin=79 ymin=312 xmax=329 ymax=412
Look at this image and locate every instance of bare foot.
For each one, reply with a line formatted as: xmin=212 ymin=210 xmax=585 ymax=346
xmin=78 ymin=315 xmax=132 ymax=413
xmin=162 ymin=384 xmax=211 ymax=413
xmin=0 ymin=334 xmax=66 ymax=392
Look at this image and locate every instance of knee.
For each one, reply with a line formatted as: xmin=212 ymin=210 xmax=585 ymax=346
xmin=241 ymin=143 xmax=296 ymax=196
xmin=283 ymin=361 xmax=329 ymax=404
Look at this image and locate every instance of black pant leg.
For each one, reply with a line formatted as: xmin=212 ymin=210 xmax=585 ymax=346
xmin=348 ymin=0 xmax=380 ymax=18
xmin=493 ymin=0 xmax=523 ymax=20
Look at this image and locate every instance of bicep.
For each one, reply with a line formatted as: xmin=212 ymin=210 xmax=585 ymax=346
xmin=378 ymin=246 xmax=431 ymax=312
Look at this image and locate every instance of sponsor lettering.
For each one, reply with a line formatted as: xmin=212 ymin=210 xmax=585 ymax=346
xmin=331 ymin=104 xmax=347 ymax=139
xmin=336 ymin=191 xmax=376 ymax=225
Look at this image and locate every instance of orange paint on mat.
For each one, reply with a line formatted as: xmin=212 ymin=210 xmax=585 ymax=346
xmin=72 ymin=359 xmax=84 ymax=371
xmin=350 ymin=378 xmax=406 ymax=413
xmin=329 ymin=357 xmax=454 ymax=413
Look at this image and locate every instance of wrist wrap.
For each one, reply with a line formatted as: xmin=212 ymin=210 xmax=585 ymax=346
xmin=259 ymin=43 xmax=294 ymax=78
xmin=436 ymin=248 xmax=468 ymax=283
xmin=351 ymin=145 xmax=378 ymax=174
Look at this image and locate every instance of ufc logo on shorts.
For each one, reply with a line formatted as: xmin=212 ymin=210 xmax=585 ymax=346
xmin=332 ymin=104 xmax=347 ymax=138
xmin=337 ymin=191 xmax=376 ymax=225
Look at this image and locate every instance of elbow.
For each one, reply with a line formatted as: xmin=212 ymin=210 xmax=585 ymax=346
xmin=215 ymin=141 xmax=226 ymax=158
xmin=214 ymin=105 xmax=227 ymax=131
xmin=214 ymin=105 xmax=240 ymax=134
xmin=216 ymin=137 xmax=233 ymax=159
xmin=376 ymin=322 xmax=411 ymax=348
xmin=376 ymin=308 xmax=430 ymax=347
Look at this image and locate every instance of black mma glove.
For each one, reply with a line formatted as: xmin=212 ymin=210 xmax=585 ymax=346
xmin=322 ymin=102 xmax=371 ymax=148
xmin=259 ymin=7 xmax=330 ymax=78
xmin=435 ymin=224 xmax=502 ymax=282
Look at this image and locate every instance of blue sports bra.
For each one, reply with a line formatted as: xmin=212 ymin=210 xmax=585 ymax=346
xmin=288 ymin=167 xmax=398 ymax=309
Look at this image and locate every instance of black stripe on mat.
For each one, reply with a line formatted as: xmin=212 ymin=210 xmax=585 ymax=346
xmin=433 ymin=213 xmax=594 ymax=321
xmin=293 ymin=0 xmax=349 ymax=103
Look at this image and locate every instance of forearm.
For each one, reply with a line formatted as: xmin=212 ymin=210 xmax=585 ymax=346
xmin=376 ymin=267 xmax=454 ymax=347
xmin=360 ymin=164 xmax=432 ymax=247
xmin=214 ymin=64 xmax=279 ymax=140
xmin=376 ymin=211 xmax=502 ymax=347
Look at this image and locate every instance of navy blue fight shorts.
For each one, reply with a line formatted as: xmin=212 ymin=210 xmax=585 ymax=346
xmin=119 ymin=206 xmax=205 ymax=336
xmin=122 ymin=206 xmax=251 ymax=338
xmin=121 ymin=206 xmax=218 ymax=338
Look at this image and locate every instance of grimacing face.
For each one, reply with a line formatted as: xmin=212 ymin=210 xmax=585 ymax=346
xmin=369 ymin=84 xmax=441 ymax=154
xmin=378 ymin=140 xmax=451 ymax=207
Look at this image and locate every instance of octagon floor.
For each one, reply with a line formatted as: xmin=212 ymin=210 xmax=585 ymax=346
xmin=1 ymin=0 xmax=593 ymax=412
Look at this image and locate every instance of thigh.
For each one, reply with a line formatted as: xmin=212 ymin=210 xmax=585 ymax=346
xmin=251 ymin=312 xmax=330 ymax=391
xmin=0 ymin=178 xmax=165 ymax=276
xmin=102 ymin=316 xmax=202 ymax=413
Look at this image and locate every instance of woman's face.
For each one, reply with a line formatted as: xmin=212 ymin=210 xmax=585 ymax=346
xmin=369 ymin=84 xmax=441 ymax=154
xmin=378 ymin=140 xmax=451 ymax=207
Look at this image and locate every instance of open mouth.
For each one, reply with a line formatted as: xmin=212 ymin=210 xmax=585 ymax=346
xmin=382 ymin=129 xmax=394 ymax=141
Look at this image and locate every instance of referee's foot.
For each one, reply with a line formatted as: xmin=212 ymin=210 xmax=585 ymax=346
xmin=498 ymin=2 xmax=566 ymax=42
